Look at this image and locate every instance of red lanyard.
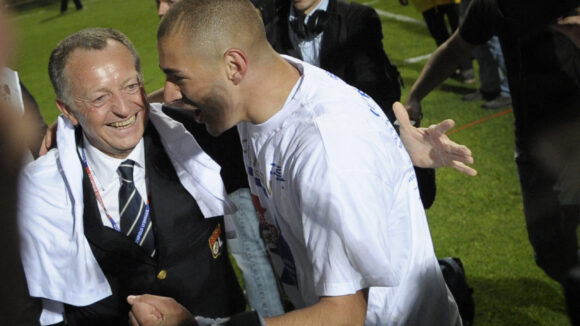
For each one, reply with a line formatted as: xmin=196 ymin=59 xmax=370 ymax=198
xmin=81 ymin=147 xmax=150 ymax=239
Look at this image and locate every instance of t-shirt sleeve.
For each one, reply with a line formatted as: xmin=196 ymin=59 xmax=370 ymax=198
xmin=459 ymin=0 xmax=498 ymax=45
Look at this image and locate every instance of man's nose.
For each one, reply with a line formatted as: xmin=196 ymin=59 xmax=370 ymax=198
xmin=158 ymin=2 xmax=170 ymax=17
xmin=111 ymin=93 xmax=133 ymax=116
xmin=163 ymin=80 xmax=183 ymax=104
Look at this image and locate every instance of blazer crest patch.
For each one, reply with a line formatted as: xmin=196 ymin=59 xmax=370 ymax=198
xmin=208 ymin=224 xmax=223 ymax=259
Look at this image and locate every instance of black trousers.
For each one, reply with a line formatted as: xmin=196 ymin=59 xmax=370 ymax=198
xmin=516 ymin=148 xmax=580 ymax=283
xmin=61 ymin=0 xmax=83 ymax=12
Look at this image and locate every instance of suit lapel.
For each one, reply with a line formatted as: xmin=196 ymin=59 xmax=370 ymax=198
xmin=274 ymin=2 xmax=303 ymax=60
xmin=143 ymin=122 xmax=187 ymax=262
xmin=320 ymin=0 xmax=345 ymax=71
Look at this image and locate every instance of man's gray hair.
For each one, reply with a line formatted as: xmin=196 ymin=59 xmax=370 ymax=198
xmin=48 ymin=27 xmax=142 ymax=102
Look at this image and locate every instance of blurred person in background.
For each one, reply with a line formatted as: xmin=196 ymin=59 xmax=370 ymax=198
xmin=404 ymin=0 xmax=580 ymax=322
xmin=60 ymin=0 xmax=84 ymax=14
xmin=0 ymin=5 xmax=41 ymax=325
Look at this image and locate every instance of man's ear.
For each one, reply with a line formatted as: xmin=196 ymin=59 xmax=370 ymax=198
xmin=224 ymin=48 xmax=248 ymax=85
xmin=55 ymin=99 xmax=79 ymax=126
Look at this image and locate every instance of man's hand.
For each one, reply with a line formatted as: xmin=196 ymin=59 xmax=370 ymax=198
xmin=404 ymin=98 xmax=423 ymax=126
xmin=552 ymin=7 xmax=580 ymax=48
xmin=393 ymin=102 xmax=477 ymax=176
xmin=127 ymin=295 xmax=197 ymax=326
xmin=38 ymin=121 xmax=57 ymax=156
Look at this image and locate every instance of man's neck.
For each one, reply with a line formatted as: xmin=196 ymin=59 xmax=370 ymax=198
xmin=82 ymin=134 xmax=145 ymax=188
xmin=295 ymin=0 xmax=327 ymax=16
xmin=245 ymin=54 xmax=301 ymax=125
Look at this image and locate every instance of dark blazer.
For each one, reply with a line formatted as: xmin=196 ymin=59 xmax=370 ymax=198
xmin=267 ymin=0 xmax=436 ymax=208
xmin=267 ymin=0 xmax=401 ymax=122
xmin=63 ymin=124 xmax=246 ymax=325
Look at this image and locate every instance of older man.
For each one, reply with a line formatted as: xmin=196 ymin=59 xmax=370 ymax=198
xmin=126 ymin=0 xmax=477 ymax=325
xmin=18 ymin=28 xmax=246 ymax=325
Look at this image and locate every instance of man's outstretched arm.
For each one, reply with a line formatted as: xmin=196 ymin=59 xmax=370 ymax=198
xmin=405 ymin=30 xmax=476 ymax=124
xmin=394 ymin=101 xmax=477 ymax=176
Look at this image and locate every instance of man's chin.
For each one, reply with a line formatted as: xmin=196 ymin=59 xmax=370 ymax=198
xmin=205 ymin=124 xmax=226 ymax=137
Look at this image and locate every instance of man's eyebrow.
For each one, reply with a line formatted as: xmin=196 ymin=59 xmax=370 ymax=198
xmin=122 ymin=75 xmax=140 ymax=85
xmin=160 ymin=66 xmax=180 ymax=75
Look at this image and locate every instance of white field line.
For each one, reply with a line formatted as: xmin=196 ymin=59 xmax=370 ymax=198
xmin=373 ymin=8 xmax=426 ymax=27
xmin=360 ymin=7 xmax=431 ymax=64
xmin=404 ymin=53 xmax=432 ymax=63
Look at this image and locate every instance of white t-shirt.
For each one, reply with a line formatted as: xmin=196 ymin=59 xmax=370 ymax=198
xmin=238 ymin=56 xmax=460 ymax=325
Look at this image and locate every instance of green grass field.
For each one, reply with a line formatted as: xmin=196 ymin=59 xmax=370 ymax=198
xmin=7 ymin=0 xmax=573 ymax=324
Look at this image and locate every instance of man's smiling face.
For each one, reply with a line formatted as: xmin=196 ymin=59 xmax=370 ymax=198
xmin=58 ymin=39 xmax=147 ymax=158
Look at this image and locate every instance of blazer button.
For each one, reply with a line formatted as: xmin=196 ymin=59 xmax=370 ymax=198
xmin=157 ymin=269 xmax=167 ymax=280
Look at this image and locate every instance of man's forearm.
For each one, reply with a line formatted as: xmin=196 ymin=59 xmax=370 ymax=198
xmin=407 ymin=30 xmax=475 ymax=103
xmin=264 ymin=291 xmax=367 ymax=326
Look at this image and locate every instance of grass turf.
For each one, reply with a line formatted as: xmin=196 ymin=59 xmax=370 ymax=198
xmin=7 ymin=0 xmax=574 ymax=324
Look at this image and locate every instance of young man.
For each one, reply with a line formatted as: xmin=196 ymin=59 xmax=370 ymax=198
xmin=155 ymin=0 xmax=285 ymax=317
xmin=128 ymin=0 xmax=476 ymax=324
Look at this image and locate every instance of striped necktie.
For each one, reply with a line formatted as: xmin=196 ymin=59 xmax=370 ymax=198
xmin=118 ymin=159 xmax=156 ymax=257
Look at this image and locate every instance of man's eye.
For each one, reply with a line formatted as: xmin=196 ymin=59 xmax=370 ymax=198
xmin=92 ymin=95 xmax=108 ymax=106
xmin=126 ymin=83 xmax=139 ymax=93
xmin=93 ymin=95 xmax=105 ymax=104
xmin=170 ymin=75 xmax=185 ymax=83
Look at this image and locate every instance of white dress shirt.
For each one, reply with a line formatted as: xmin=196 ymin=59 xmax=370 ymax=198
xmin=82 ymin=135 xmax=147 ymax=229
xmin=288 ymin=0 xmax=330 ymax=66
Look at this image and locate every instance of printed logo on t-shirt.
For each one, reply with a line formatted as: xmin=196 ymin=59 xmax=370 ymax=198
xmin=325 ymin=71 xmax=340 ymax=80
xmin=355 ymin=88 xmax=382 ymax=117
xmin=248 ymin=166 xmax=269 ymax=198
xmin=269 ymin=163 xmax=286 ymax=194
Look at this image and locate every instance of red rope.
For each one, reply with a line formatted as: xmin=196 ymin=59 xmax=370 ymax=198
xmin=447 ymin=108 xmax=513 ymax=135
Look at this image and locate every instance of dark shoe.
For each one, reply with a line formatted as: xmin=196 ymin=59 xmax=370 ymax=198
xmin=482 ymin=95 xmax=512 ymax=109
xmin=452 ymin=69 xmax=476 ymax=84
xmin=460 ymin=69 xmax=476 ymax=84
xmin=462 ymin=90 xmax=483 ymax=102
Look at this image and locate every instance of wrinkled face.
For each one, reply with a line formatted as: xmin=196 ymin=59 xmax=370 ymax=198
xmin=59 ymin=40 xmax=147 ymax=158
xmin=157 ymin=0 xmax=179 ymax=17
xmin=158 ymin=35 xmax=237 ymax=137
xmin=293 ymin=0 xmax=322 ymax=15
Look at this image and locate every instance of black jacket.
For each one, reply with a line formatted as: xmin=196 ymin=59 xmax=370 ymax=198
xmin=63 ymin=124 xmax=246 ymax=325
xmin=267 ymin=0 xmax=401 ymax=122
